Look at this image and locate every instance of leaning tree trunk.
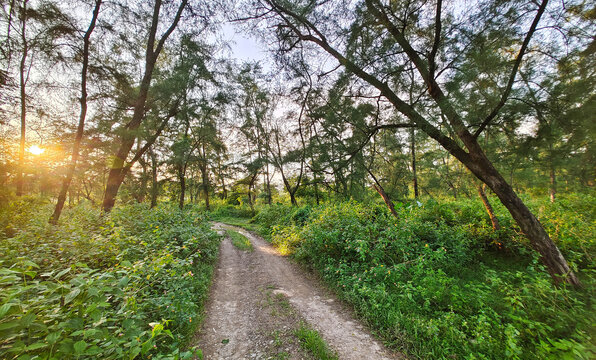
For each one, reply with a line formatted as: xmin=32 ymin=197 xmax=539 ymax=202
xmin=50 ymin=0 xmax=101 ymax=224
xmin=477 ymin=183 xmax=501 ymax=231
xmin=464 ymin=143 xmax=579 ymax=286
xmin=368 ymin=168 xmax=399 ymax=218
xmin=373 ymin=184 xmax=399 ymax=218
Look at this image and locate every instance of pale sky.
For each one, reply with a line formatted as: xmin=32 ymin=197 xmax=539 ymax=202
xmin=220 ymin=22 xmax=268 ymax=63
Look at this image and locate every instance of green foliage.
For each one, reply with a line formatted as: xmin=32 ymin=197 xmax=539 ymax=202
xmin=226 ymin=229 xmax=253 ymax=252
xmin=253 ymin=198 xmax=596 ymax=359
xmin=0 ymin=203 xmax=220 ymax=359
xmin=209 ymin=204 xmax=255 ymax=220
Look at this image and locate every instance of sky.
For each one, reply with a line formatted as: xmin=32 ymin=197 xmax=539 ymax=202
xmin=220 ymin=22 xmax=268 ymax=64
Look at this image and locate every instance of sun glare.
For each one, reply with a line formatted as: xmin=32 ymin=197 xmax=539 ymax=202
xmin=28 ymin=145 xmax=45 ymax=155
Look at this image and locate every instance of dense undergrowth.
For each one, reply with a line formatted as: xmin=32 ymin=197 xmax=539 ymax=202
xmin=0 ymin=199 xmax=220 ymax=359
xmin=248 ymin=195 xmax=596 ymax=359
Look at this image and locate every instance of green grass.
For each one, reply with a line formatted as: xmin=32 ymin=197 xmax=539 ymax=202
xmin=294 ymin=323 xmax=338 ymax=360
xmin=226 ymin=229 xmax=253 ymax=251
xmin=215 ymin=216 xmax=260 ymax=232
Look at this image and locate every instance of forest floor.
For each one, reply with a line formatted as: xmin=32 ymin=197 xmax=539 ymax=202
xmin=192 ymin=223 xmax=402 ymax=360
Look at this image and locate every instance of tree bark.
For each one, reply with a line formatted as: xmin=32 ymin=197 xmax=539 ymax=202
xmin=50 ymin=0 xmax=101 ymax=224
xmin=16 ymin=0 xmax=28 ymax=197
xmin=410 ymin=127 xmax=418 ymax=198
xmin=478 ymin=184 xmax=501 ymax=231
xmin=265 ymin=162 xmax=272 ymax=205
xmin=368 ymin=168 xmax=399 ymax=218
xmin=150 ymin=150 xmax=158 ymax=209
xmin=138 ymin=155 xmax=148 ymax=203
xmin=178 ymin=169 xmax=185 ymax=209
xmin=201 ymin=162 xmax=210 ymax=211
xmin=373 ymin=183 xmax=399 ymax=218
xmin=550 ymin=163 xmax=556 ymax=203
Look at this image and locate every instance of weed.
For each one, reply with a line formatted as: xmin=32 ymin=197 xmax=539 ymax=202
xmin=226 ymin=229 xmax=254 ymax=251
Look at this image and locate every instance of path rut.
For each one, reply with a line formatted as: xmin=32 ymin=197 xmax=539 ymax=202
xmin=194 ymin=223 xmax=402 ymax=360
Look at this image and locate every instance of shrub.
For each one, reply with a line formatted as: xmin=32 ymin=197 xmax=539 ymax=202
xmin=253 ymin=198 xmax=596 ymax=359
xmin=0 ymin=203 xmax=220 ymax=360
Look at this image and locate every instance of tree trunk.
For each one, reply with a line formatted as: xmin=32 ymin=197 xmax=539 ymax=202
xmin=464 ymin=144 xmax=578 ymax=286
xmin=150 ymin=150 xmax=158 ymax=209
xmin=202 ymin=163 xmax=210 ymax=211
xmin=266 ymin=162 xmax=272 ymax=205
xmin=138 ymin=156 xmax=148 ymax=203
xmin=50 ymin=0 xmax=101 ymax=224
xmin=314 ymin=180 xmax=320 ymax=205
xmin=178 ymin=168 xmax=186 ymax=210
xmin=16 ymin=0 xmax=28 ymax=197
xmin=410 ymin=127 xmax=418 ymax=198
xmin=550 ymin=164 xmax=556 ymax=203
xmin=478 ymin=184 xmax=501 ymax=231
xmin=373 ymin=184 xmax=399 ymax=218
xmin=368 ymin=169 xmax=399 ymax=218
xmin=101 ymin=0 xmax=187 ymax=212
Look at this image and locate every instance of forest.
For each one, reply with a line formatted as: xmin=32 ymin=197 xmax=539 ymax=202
xmin=0 ymin=0 xmax=594 ymax=359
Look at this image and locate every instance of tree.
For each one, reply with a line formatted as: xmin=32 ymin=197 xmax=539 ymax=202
xmin=2 ymin=0 xmax=73 ymax=196
xmin=101 ymin=0 xmax=188 ymax=212
xmin=248 ymin=0 xmax=580 ymax=285
xmin=50 ymin=0 xmax=102 ymax=224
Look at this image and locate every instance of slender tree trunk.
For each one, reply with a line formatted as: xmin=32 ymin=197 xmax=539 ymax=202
xmin=368 ymin=169 xmax=399 ymax=218
xmin=478 ymin=184 xmax=501 ymax=230
xmin=217 ymin=153 xmax=227 ymax=199
xmin=102 ymin=0 xmax=187 ymax=212
xmin=202 ymin=164 xmax=210 ymax=211
xmin=138 ymin=156 xmax=148 ymax=203
xmin=50 ymin=0 xmax=101 ymax=224
xmin=373 ymin=184 xmax=399 ymax=218
xmin=314 ymin=180 xmax=320 ymax=205
xmin=221 ymin=177 xmax=227 ymax=199
xmin=550 ymin=163 xmax=556 ymax=203
xmin=16 ymin=0 xmax=28 ymax=197
xmin=410 ymin=127 xmax=418 ymax=199
xmin=247 ymin=172 xmax=258 ymax=213
xmin=266 ymin=162 xmax=272 ymax=205
xmin=289 ymin=191 xmax=297 ymax=206
xmin=178 ymin=166 xmax=186 ymax=210
xmin=150 ymin=150 xmax=158 ymax=209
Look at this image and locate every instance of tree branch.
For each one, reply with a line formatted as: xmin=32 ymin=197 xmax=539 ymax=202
xmin=473 ymin=0 xmax=549 ymax=138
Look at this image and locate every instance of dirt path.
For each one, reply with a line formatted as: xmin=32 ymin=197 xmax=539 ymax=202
xmin=193 ymin=223 xmax=402 ymax=360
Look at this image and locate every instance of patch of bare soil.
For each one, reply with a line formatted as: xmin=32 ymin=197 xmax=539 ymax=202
xmin=193 ymin=223 xmax=403 ymax=360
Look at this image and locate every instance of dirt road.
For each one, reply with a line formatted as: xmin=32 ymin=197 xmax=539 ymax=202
xmin=193 ymin=223 xmax=402 ymax=360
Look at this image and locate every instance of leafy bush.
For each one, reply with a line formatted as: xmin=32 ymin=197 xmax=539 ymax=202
xmin=254 ymin=199 xmax=596 ymax=359
xmin=208 ymin=204 xmax=255 ymax=219
xmin=0 ymin=203 xmax=220 ymax=360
